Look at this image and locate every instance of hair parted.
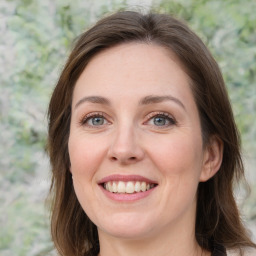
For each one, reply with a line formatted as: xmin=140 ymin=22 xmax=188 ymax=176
xmin=47 ymin=10 xmax=256 ymax=256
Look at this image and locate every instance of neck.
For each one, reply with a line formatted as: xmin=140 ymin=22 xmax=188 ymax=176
xmin=98 ymin=238 xmax=203 ymax=256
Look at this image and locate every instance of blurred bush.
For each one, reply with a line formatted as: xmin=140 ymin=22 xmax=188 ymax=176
xmin=156 ymin=0 xmax=256 ymax=223
xmin=0 ymin=0 xmax=126 ymax=255
xmin=157 ymin=0 xmax=256 ymax=151
xmin=0 ymin=0 xmax=255 ymax=254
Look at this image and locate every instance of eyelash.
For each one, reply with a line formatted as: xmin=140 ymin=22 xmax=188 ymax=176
xmin=79 ymin=111 xmax=176 ymax=128
xmin=79 ymin=112 xmax=110 ymax=128
xmin=144 ymin=112 xmax=176 ymax=128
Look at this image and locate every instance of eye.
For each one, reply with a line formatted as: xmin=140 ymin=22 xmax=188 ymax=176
xmin=89 ymin=116 xmax=106 ymax=126
xmin=145 ymin=112 xmax=176 ymax=128
xmin=153 ymin=116 xmax=169 ymax=126
xmin=80 ymin=113 xmax=110 ymax=127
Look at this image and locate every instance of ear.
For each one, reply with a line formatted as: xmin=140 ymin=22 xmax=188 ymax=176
xmin=200 ymin=135 xmax=223 ymax=182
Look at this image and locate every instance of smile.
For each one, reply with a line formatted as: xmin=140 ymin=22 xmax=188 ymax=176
xmin=98 ymin=175 xmax=158 ymax=199
xmin=103 ymin=181 xmax=156 ymax=194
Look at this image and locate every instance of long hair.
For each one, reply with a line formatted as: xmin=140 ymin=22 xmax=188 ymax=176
xmin=47 ymin=11 xmax=256 ymax=255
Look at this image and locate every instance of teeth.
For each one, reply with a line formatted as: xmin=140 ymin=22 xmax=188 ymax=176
xmin=108 ymin=182 xmax=113 ymax=192
xmin=135 ymin=181 xmax=141 ymax=192
xmin=112 ymin=181 xmax=117 ymax=193
xmin=126 ymin=181 xmax=134 ymax=193
xmin=141 ymin=181 xmax=146 ymax=192
xmin=117 ymin=181 xmax=126 ymax=193
xmin=103 ymin=181 xmax=155 ymax=193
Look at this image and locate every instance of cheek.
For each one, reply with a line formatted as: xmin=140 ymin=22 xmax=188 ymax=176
xmin=150 ymin=137 xmax=202 ymax=168
xmin=147 ymin=133 xmax=203 ymax=179
xmin=68 ymin=135 xmax=106 ymax=217
xmin=68 ymin=134 xmax=107 ymax=177
xmin=148 ymin=135 xmax=203 ymax=216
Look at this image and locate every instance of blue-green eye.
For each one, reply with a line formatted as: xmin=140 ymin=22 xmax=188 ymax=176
xmin=81 ymin=114 xmax=108 ymax=127
xmin=153 ymin=116 xmax=168 ymax=126
xmin=147 ymin=113 xmax=176 ymax=127
xmin=90 ymin=116 xmax=105 ymax=125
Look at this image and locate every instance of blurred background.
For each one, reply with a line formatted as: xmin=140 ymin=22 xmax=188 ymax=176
xmin=0 ymin=0 xmax=255 ymax=255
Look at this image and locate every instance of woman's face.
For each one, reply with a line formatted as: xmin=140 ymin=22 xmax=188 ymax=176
xmin=69 ymin=43 xmax=212 ymax=240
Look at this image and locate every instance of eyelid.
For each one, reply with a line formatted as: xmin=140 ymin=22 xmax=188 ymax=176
xmin=79 ymin=112 xmax=111 ymax=127
xmin=145 ymin=111 xmax=173 ymax=119
xmin=144 ymin=111 xmax=177 ymax=127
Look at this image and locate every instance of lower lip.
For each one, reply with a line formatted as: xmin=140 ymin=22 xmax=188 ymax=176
xmin=99 ymin=185 xmax=157 ymax=202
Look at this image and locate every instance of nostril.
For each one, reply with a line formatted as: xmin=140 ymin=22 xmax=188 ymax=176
xmin=111 ymin=156 xmax=118 ymax=161
xmin=109 ymin=156 xmax=137 ymax=163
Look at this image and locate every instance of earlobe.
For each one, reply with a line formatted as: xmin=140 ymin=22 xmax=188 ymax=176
xmin=200 ymin=136 xmax=223 ymax=182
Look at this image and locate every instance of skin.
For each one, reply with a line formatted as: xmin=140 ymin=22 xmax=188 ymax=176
xmin=68 ymin=43 xmax=222 ymax=256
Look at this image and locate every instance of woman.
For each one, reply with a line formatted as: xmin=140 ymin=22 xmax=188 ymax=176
xmin=47 ymin=11 xmax=256 ymax=256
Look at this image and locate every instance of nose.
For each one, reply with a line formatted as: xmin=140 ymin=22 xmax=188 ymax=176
xmin=107 ymin=124 xmax=145 ymax=165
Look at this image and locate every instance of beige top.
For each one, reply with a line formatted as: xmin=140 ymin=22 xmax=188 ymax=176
xmin=227 ymin=248 xmax=256 ymax=256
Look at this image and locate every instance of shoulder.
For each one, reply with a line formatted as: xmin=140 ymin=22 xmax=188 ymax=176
xmin=227 ymin=248 xmax=256 ymax=256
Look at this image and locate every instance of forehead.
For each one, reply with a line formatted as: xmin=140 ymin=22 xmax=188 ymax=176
xmin=73 ymin=42 xmax=194 ymax=106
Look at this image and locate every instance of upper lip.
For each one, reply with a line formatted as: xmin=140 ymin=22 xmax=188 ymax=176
xmin=98 ymin=174 xmax=158 ymax=184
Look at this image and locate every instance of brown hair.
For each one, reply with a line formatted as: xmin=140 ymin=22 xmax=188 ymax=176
xmin=47 ymin=11 xmax=256 ymax=256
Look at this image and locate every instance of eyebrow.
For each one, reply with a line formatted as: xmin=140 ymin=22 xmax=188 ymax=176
xmin=139 ymin=95 xmax=186 ymax=110
xmin=74 ymin=96 xmax=111 ymax=109
xmin=74 ymin=94 xmax=186 ymax=110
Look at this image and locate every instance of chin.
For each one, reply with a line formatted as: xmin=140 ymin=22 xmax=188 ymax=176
xmin=96 ymin=212 xmax=156 ymax=239
xmin=101 ymin=225 xmax=153 ymax=240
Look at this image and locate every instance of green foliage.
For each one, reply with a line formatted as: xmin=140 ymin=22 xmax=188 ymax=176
xmin=155 ymin=0 xmax=256 ymax=151
xmin=155 ymin=0 xmax=256 ymax=224
xmin=0 ymin=0 xmax=127 ymax=255
xmin=1 ymin=0 xmax=255 ymax=254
